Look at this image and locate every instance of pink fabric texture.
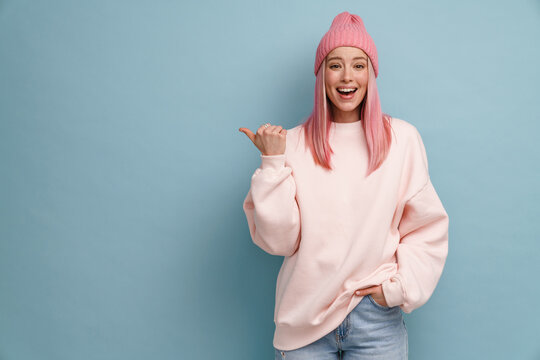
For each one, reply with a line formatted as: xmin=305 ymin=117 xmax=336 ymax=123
xmin=242 ymin=118 xmax=449 ymax=351
xmin=314 ymin=11 xmax=379 ymax=77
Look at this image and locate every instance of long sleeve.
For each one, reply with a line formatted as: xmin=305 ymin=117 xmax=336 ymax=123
xmin=242 ymin=154 xmax=301 ymax=257
xmin=381 ymin=126 xmax=449 ymax=313
xmin=381 ymin=178 xmax=449 ymax=313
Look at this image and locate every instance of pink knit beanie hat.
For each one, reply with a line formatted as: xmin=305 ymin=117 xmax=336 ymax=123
xmin=314 ymin=11 xmax=379 ymax=78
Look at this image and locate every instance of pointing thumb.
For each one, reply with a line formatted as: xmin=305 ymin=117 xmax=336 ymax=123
xmin=239 ymin=127 xmax=255 ymax=144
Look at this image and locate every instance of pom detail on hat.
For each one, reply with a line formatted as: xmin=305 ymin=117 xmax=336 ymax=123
xmin=314 ymin=12 xmax=379 ymax=77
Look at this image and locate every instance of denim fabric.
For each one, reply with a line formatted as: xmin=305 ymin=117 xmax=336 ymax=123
xmin=274 ymin=294 xmax=408 ymax=359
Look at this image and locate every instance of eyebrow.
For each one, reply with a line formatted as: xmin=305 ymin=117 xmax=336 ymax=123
xmin=327 ymin=56 xmax=367 ymax=62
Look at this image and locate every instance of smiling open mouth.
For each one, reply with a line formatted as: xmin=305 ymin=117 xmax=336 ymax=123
xmin=337 ymin=88 xmax=357 ymax=95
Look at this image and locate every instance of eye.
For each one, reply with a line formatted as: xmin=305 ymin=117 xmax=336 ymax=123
xmin=329 ymin=64 xmax=340 ymax=69
xmin=356 ymin=64 xmax=365 ymax=69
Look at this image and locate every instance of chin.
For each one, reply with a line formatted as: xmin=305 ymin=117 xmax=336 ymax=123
xmin=335 ymin=103 xmax=361 ymax=112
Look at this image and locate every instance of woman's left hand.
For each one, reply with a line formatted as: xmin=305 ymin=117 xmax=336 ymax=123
xmin=355 ymin=285 xmax=388 ymax=307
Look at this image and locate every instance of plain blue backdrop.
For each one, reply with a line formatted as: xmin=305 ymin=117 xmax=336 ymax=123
xmin=1 ymin=0 xmax=539 ymax=359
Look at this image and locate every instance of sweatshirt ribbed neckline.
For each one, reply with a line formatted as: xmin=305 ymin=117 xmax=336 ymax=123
xmin=330 ymin=119 xmax=363 ymax=134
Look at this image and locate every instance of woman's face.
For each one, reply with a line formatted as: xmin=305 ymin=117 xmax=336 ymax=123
xmin=324 ymin=46 xmax=369 ymax=115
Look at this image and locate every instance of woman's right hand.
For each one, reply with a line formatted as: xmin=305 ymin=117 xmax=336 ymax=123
xmin=238 ymin=123 xmax=287 ymax=156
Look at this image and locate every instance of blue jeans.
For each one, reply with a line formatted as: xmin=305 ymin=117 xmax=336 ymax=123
xmin=274 ymin=294 xmax=408 ymax=359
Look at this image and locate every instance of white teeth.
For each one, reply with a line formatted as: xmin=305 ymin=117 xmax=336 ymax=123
xmin=338 ymin=88 xmax=356 ymax=93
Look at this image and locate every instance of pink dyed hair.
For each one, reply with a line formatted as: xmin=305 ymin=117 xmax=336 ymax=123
xmin=301 ymin=56 xmax=393 ymax=177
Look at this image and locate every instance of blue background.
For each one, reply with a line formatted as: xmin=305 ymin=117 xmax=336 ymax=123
xmin=1 ymin=0 xmax=539 ymax=359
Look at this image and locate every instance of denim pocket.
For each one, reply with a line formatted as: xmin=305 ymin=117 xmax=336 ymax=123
xmin=368 ymin=294 xmax=391 ymax=310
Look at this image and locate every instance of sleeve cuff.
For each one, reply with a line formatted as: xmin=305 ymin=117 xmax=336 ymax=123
xmin=260 ymin=154 xmax=286 ymax=170
xmin=381 ymin=276 xmax=406 ymax=308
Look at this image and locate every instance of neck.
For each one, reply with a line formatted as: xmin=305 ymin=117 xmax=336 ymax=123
xmin=330 ymin=105 xmax=361 ymax=123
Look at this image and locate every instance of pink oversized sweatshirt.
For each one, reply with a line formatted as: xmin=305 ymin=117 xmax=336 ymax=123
xmin=242 ymin=117 xmax=449 ymax=351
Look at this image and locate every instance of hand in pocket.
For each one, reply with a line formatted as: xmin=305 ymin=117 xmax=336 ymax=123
xmin=355 ymin=285 xmax=389 ymax=307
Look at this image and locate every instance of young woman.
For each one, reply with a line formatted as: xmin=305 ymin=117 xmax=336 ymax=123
xmin=239 ymin=11 xmax=449 ymax=360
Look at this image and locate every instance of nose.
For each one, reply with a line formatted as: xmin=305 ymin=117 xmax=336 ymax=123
xmin=342 ymin=65 xmax=353 ymax=82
